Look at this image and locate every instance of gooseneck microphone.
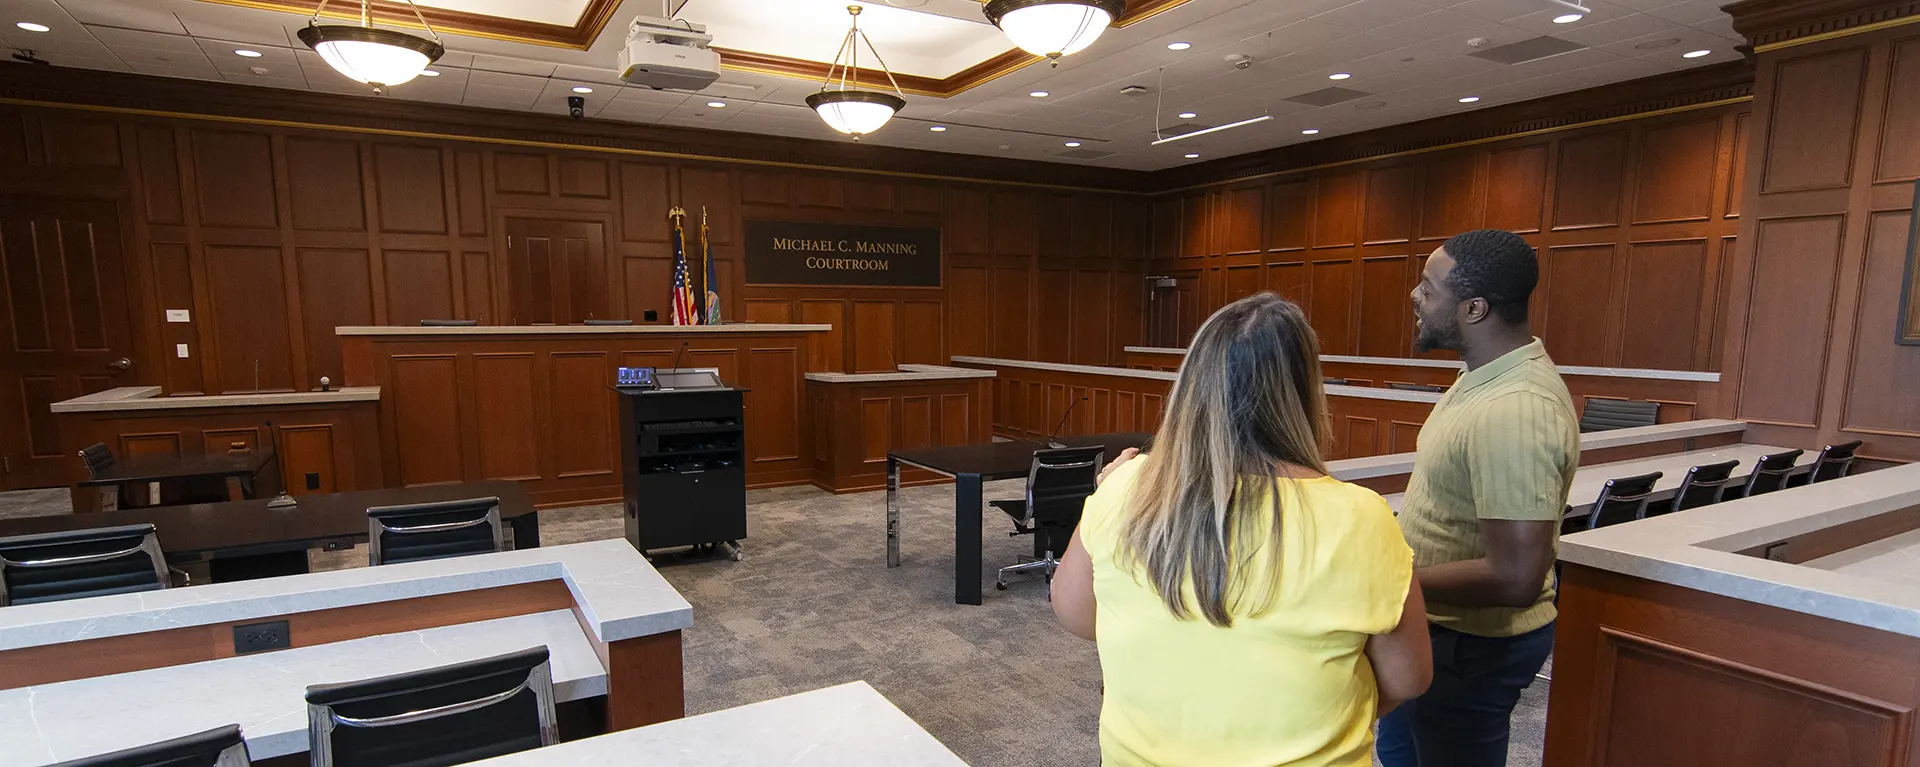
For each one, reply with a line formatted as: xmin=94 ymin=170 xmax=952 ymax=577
xmin=1046 ymin=396 xmax=1089 ymax=449
xmin=660 ymin=341 xmax=690 ymax=391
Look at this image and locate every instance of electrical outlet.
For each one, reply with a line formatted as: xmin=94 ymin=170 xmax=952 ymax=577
xmin=234 ymin=620 xmax=291 ymax=655
xmin=306 ymin=472 xmax=321 ymax=490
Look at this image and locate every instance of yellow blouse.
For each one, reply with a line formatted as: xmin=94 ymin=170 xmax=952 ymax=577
xmin=1078 ymin=458 xmax=1413 ymax=767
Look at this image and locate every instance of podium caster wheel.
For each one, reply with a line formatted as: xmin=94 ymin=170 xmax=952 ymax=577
xmin=995 ymin=581 xmax=1009 ymax=590
xmin=731 ymin=550 xmax=743 ymax=562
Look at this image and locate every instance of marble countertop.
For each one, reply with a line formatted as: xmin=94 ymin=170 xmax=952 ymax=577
xmin=0 ymin=610 xmax=605 ymax=765
xmin=1326 ymin=419 xmax=1747 ymax=482
xmin=337 ymin=324 xmax=831 ymax=336
xmin=805 ymin=364 xmax=998 ymax=383
xmin=50 ymin=386 xmax=380 ymax=413
xmin=1121 ymin=347 xmax=1720 ymax=382
xmin=0 ymin=540 xmax=689 ymax=652
xmin=467 ymin=682 xmax=968 ymax=767
xmin=948 ymin=357 xmax=1440 ymax=403
xmin=1560 ymin=463 xmax=1920 ymax=638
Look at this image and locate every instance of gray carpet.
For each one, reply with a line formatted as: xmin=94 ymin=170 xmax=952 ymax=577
xmin=0 ymin=483 xmax=1549 ymax=766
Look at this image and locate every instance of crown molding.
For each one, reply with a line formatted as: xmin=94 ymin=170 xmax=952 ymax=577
xmin=1151 ymin=62 xmax=1757 ymax=192
xmin=193 ymin=0 xmax=623 ymax=50
xmin=1725 ymin=0 xmax=1920 ymax=50
xmin=0 ymin=62 xmax=1156 ymax=193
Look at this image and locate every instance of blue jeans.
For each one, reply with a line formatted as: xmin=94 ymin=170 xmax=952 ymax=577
xmin=1376 ymin=622 xmax=1555 ymax=767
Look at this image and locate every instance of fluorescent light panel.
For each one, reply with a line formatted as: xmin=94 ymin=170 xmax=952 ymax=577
xmin=1150 ymin=115 xmax=1272 ymax=145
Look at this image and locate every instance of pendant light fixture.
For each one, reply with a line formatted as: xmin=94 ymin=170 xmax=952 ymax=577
xmin=298 ymin=0 xmax=445 ymax=94
xmin=983 ymin=0 xmax=1126 ymax=66
xmin=806 ymin=5 xmax=908 ymax=141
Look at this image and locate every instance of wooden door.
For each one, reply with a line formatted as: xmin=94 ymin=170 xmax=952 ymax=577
xmin=0 ymin=198 xmax=137 ymax=489
xmin=504 ymin=218 xmax=607 ymax=324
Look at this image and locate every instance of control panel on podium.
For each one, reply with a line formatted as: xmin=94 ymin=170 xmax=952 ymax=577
xmin=616 ymin=367 xmax=747 ymax=560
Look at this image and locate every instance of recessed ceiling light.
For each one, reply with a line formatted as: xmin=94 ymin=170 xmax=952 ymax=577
xmin=15 ymin=22 xmax=50 ymax=32
xmin=234 ymin=49 xmax=263 ymax=57
xmin=1065 ymin=141 xmax=1081 ymax=147
xmin=572 ymin=86 xmax=594 ymax=94
xmin=1167 ymin=41 xmax=1191 ymax=50
xmin=1458 ymin=96 xmax=1480 ymax=103
xmin=1552 ymin=13 xmax=1584 ymax=23
xmin=1328 ymin=72 xmax=1351 ymax=80
xmin=1683 ymin=49 xmax=1711 ymax=58
xmin=1184 ymin=153 xmax=1200 ymax=159
xmin=1302 ymin=128 xmax=1320 ymax=135
xmin=1029 ymin=90 xmax=1049 ymax=97
xmin=929 ymin=125 xmax=947 ymax=132
xmin=1178 ymin=111 xmax=1196 ymax=119
xmin=707 ymin=100 xmax=727 ymax=107
xmin=419 ymin=69 xmax=440 ymax=77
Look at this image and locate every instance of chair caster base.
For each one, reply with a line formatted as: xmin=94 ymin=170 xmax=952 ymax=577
xmin=995 ymin=581 xmax=1009 ymax=590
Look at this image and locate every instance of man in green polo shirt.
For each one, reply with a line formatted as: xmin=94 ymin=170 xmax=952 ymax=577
xmin=1377 ymin=229 xmax=1578 ymax=767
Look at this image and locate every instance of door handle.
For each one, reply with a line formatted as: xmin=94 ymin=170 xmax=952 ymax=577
xmin=109 ymin=357 xmax=131 ymax=370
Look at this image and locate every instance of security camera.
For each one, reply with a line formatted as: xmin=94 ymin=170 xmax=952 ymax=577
xmin=567 ymin=95 xmax=585 ymax=119
xmin=1227 ymin=53 xmax=1254 ymax=70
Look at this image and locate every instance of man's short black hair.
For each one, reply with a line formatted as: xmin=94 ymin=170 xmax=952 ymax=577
xmin=1441 ymin=229 xmax=1537 ymax=325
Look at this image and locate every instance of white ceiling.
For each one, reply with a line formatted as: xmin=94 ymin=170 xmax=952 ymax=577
xmin=687 ymin=0 xmax=1011 ymax=79
xmin=0 ymin=0 xmax=1746 ymax=171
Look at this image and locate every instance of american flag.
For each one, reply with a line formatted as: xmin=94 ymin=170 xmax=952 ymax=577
xmin=669 ymin=208 xmax=696 ymax=326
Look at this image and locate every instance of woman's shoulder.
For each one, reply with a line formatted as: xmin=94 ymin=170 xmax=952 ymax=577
xmin=1293 ymin=477 xmax=1397 ymax=524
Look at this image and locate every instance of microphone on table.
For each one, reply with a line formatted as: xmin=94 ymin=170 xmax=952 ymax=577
xmin=1046 ymin=396 xmax=1088 ymax=449
xmin=660 ymin=342 xmax=690 ymax=391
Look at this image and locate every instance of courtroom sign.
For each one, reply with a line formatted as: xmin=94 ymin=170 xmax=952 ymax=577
xmin=745 ymin=220 xmax=941 ymax=287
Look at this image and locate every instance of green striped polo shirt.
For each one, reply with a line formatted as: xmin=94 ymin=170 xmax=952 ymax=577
xmin=1397 ymin=338 xmax=1578 ymax=637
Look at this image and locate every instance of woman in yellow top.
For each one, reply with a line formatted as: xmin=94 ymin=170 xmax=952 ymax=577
xmin=1051 ymin=293 xmax=1432 ymax=767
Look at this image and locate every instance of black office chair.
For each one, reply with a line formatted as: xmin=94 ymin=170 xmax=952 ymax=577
xmin=1721 ymin=449 xmax=1803 ymax=501
xmin=0 ymin=523 xmax=170 ymax=606
xmin=78 ymin=442 xmax=126 ymax=512
xmin=1578 ymin=399 xmax=1660 ymax=432
xmin=305 ymin=646 xmax=557 ymax=767
xmin=1387 ymin=382 xmax=1446 ymax=393
xmin=419 ymin=319 xmax=479 ymax=326
xmin=1662 ymin=459 xmax=1742 ymax=514
xmin=366 ymin=497 xmax=505 ymax=566
xmin=988 ymin=446 xmax=1103 ymax=591
xmin=1793 ymin=440 xmax=1863 ymax=487
xmin=50 ymin=724 xmax=250 ymax=766
xmin=1322 ymin=377 xmax=1349 ymax=386
xmin=1582 ymin=472 xmax=1664 ymax=531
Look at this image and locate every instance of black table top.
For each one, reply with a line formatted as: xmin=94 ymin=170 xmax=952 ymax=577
xmin=79 ymin=449 xmax=276 ymax=485
xmin=891 ymin=433 xmax=1153 ymax=480
xmin=0 ymin=482 xmax=534 ymax=556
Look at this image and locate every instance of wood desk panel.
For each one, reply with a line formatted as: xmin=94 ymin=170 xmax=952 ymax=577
xmin=806 ymin=376 xmax=993 ymax=493
xmin=342 ymin=330 xmax=820 ymax=505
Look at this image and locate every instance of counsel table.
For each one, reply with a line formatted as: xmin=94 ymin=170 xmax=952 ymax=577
xmin=887 ymin=433 xmax=1151 ymax=605
xmin=0 ymin=481 xmax=539 ymax=582
xmin=79 ymin=448 xmax=276 ymax=505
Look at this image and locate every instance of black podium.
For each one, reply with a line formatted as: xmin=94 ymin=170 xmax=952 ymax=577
xmin=617 ymin=370 xmax=747 ymax=560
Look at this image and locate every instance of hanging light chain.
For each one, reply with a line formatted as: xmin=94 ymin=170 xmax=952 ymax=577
xmin=305 ymin=0 xmax=441 ymax=42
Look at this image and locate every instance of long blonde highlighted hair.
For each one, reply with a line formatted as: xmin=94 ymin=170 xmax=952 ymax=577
xmin=1119 ymin=292 xmax=1329 ymax=627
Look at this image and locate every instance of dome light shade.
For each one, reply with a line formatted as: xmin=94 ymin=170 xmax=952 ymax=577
xmin=984 ymin=0 xmax=1126 ymax=64
xmin=808 ymin=90 xmax=907 ymax=137
xmin=299 ymin=25 xmax=443 ymax=89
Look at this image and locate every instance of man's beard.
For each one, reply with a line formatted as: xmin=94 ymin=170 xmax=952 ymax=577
xmin=1413 ymin=314 xmax=1462 ymax=354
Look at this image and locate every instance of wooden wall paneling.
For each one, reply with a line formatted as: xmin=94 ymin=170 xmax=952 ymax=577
xmin=794 ymin=174 xmax=845 ymax=209
xmin=472 ymin=352 xmax=541 ymax=480
xmin=679 ymin=167 xmax=735 ymax=244
xmin=900 ymin=300 xmax=943 ymax=365
xmin=619 ymin=162 xmax=671 ymax=242
xmin=992 ymin=265 xmax=1030 ymax=358
xmin=373 ymin=143 xmax=448 ymax=234
xmin=1541 ymin=244 xmax=1620 ymax=367
xmin=1839 ymin=210 xmax=1920 ymax=438
xmin=740 ymin=171 xmax=791 ymax=206
xmin=1874 ymin=38 xmax=1920 ymax=182
xmin=1621 ymin=239 xmax=1710 ymax=371
xmin=135 ymin=127 xmax=183 ymax=225
xmin=150 ymin=243 xmax=202 ymax=393
xmin=1219 ymin=186 xmax=1263 ymax=254
xmin=1265 ymin=260 xmax=1309 ymax=307
xmin=296 ymin=248 xmax=373 ymax=384
xmin=992 ymin=191 xmax=1038 ymax=257
xmin=744 ymin=298 xmax=793 ymax=324
xmin=1734 ymin=215 xmax=1844 ymax=426
xmin=190 ymin=129 xmax=277 ymax=229
xmin=388 ymin=354 xmax=463 ymax=486
xmin=277 ymin=423 xmax=337 ymax=494
xmin=947 ymin=264 xmax=989 ymax=358
xmin=1760 ymin=48 xmax=1868 ymax=193
xmin=1152 ymin=196 xmax=1181 ymax=259
xmin=1069 ymin=269 xmax=1113 ymax=365
xmin=800 ymin=300 xmax=845 ymax=372
xmin=861 ymin=397 xmax=891 ymax=463
xmin=949 ymin=188 xmax=991 ymax=256
xmin=851 ymin=300 xmax=897 ymax=372
xmin=548 ymin=351 xmax=614 ymax=479
xmin=747 ymin=348 xmax=802 ymax=463
xmin=1552 ymin=129 xmax=1628 ymax=230
xmin=557 ymin=156 xmax=610 ymax=199
xmin=382 ymin=250 xmax=457 ymax=326
xmin=284 ymin=137 xmax=365 ymax=231
xmin=494 ymin=152 xmax=550 ymax=195
xmin=455 ymin=150 xmax=486 ymax=236
xmin=1315 ymin=171 xmax=1363 ymax=248
xmin=203 ymin=245 xmax=295 ymax=392
xmin=1634 ymin=118 xmax=1720 ymax=224
xmin=1035 ymin=269 xmax=1072 ymax=362
xmin=1268 ymin=178 xmax=1312 ymax=251
xmin=1358 ymin=256 xmax=1411 ymax=357
xmin=621 ymin=255 xmax=670 ymax=325
xmin=1180 ymin=194 xmax=1209 ymax=257
xmin=463 ymin=251 xmax=493 ymax=323
xmin=845 ymin=178 xmax=895 ymax=212
xmin=0 ymin=111 xmax=20 ymax=164
xmin=1487 ymin=143 xmax=1548 ymax=232
xmin=1070 ymin=196 xmax=1113 ymax=261
xmin=39 ymin=118 xmax=119 ymax=167
xmin=1224 ymin=265 xmax=1261 ymax=304
xmin=1309 ymin=260 xmax=1356 ymax=354
xmin=901 ymin=184 xmax=942 ymax=215
xmin=898 ymin=395 xmax=932 ymax=450
xmin=1362 ymin=164 xmax=1416 ymax=245
xmin=1420 ymin=151 xmax=1483 ymax=241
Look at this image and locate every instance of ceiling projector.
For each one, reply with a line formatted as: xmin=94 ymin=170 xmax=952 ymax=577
xmin=617 ymin=15 xmax=722 ymax=90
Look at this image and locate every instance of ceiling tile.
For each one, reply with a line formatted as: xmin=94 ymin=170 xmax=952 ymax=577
xmin=468 ymin=53 xmax=555 ymax=77
xmin=1552 ymin=12 xmax=1677 ymax=46
xmin=85 ymin=24 xmax=206 ymax=53
xmin=463 ymin=84 xmax=539 ymax=108
xmin=467 ymin=68 xmax=546 ymax=91
xmin=173 ymin=7 xmax=296 ymax=48
xmin=54 ymin=0 xmax=188 ymax=33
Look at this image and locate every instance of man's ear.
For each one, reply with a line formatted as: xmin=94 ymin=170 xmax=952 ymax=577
xmin=1461 ymin=297 xmax=1490 ymax=325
